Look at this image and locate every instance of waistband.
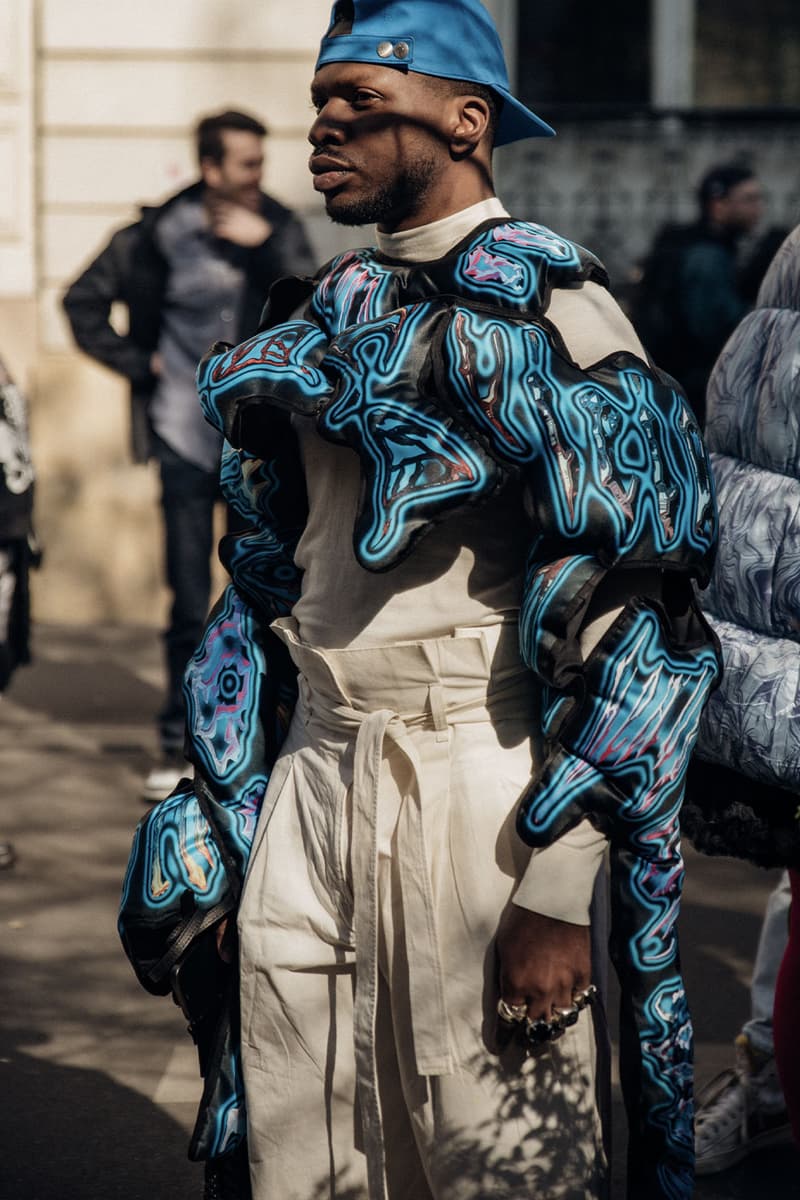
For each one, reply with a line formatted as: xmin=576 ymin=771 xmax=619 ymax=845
xmin=270 ymin=616 xmax=534 ymax=1199
xmin=272 ymin=616 xmax=529 ymax=721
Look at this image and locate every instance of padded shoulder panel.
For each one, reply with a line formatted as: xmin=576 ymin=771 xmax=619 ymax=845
xmin=438 ymin=306 xmax=717 ymax=578
xmin=309 ymin=220 xmax=607 ymax=336
xmin=196 ymin=322 xmax=331 ymax=450
xmin=313 ymin=294 xmax=715 ymax=577
xmin=319 ymin=300 xmax=506 ymax=570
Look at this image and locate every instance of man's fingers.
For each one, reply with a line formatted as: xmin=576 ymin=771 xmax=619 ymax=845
xmin=495 ymin=907 xmax=594 ymax=1048
xmin=501 ymin=980 xmax=575 ymax=1022
xmin=497 ymin=996 xmax=528 ymax=1023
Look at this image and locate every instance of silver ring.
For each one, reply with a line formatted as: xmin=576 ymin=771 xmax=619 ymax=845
xmin=497 ymin=998 xmax=528 ymax=1024
xmin=552 ymin=1002 xmax=580 ymax=1029
xmin=572 ymin=984 xmax=598 ymax=1011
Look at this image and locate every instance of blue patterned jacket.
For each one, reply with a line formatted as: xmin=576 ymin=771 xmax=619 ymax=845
xmin=119 ymin=219 xmax=720 ymax=1198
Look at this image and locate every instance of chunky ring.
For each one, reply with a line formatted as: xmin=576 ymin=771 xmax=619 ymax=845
xmin=524 ymin=1017 xmax=557 ymax=1045
xmin=497 ymin=998 xmax=528 ymax=1025
xmin=552 ymin=1002 xmax=580 ymax=1029
xmin=573 ymin=984 xmax=598 ymax=1011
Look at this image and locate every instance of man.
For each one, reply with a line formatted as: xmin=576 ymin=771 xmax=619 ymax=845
xmin=632 ymin=163 xmax=764 ymax=425
xmin=119 ymin=4 xmax=720 ymax=1198
xmin=63 ymin=110 xmax=315 ymax=801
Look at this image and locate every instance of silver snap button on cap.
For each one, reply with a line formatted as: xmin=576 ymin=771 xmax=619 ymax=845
xmin=394 ymin=41 xmax=410 ymax=59
xmin=376 ymin=40 xmax=394 ymax=58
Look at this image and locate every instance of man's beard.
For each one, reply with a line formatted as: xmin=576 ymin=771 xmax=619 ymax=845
xmin=326 ymin=156 xmax=439 ymax=228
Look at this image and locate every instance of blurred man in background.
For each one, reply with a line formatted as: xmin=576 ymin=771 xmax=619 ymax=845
xmin=632 ymin=163 xmax=765 ymax=425
xmin=63 ymin=110 xmax=315 ymax=801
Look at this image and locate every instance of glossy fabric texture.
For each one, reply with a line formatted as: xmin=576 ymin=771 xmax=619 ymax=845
xmin=119 ymin=584 xmax=298 ymax=1159
xmin=702 ymin=452 xmax=800 ymax=641
xmin=518 ymin=602 xmax=719 ymax=1197
xmin=119 ymin=219 xmax=720 ymax=1194
xmin=309 ymin=221 xmax=605 ymax=335
xmin=693 ymin=226 xmax=800 ymax=837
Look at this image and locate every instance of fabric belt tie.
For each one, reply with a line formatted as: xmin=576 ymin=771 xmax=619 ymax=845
xmin=304 ymin=679 xmax=454 ymax=1200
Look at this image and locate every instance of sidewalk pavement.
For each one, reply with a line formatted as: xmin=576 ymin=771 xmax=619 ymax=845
xmin=1 ymin=623 xmax=798 ymax=1199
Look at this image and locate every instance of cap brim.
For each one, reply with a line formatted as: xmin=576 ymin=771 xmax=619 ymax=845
xmin=493 ymin=88 xmax=555 ymax=145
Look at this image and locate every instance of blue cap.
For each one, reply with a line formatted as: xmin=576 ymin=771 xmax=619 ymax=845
xmin=316 ymin=0 xmax=555 ymax=146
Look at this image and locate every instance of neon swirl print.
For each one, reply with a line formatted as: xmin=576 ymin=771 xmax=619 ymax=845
xmin=183 ymin=589 xmax=264 ymax=785
xmin=119 ymin=220 xmax=720 ymax=1191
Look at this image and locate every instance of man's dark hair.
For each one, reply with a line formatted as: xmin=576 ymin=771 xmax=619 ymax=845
xmin=698 ymin=164 xmax=756 ymax=216
xmin=195 ymin=110 xmax=268 ymax=165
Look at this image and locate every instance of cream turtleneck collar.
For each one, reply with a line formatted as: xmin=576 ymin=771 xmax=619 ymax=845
xmin=375 ymin=197 xmax=509 ymax=264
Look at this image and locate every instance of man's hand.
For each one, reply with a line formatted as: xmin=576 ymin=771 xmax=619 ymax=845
xmin=209 ymin=200 xmax=273 ymax=248
xmin=496 ymin=904 xmax=590 ymax=1029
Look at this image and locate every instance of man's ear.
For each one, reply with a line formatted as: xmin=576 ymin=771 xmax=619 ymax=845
xmin=450 ymin=96 xmax=491 ymax=155
xmin=200 ymin=156 xmax=222 ymax=189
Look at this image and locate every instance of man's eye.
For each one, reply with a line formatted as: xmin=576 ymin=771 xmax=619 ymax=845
xmin=352 ymin=91 xmax=376 ymax=106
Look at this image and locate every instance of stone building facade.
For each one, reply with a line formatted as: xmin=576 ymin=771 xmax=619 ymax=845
xmin=1 ymin=0 xmax=799 ymax=623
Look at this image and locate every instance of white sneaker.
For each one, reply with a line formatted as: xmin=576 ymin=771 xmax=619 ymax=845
xmin=695 ymin=1034 xmax=793 ymax=1175
xmin=141 ymin=759 xmax=186 ymax=804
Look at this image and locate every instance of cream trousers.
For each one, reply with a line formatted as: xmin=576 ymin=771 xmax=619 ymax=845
xmin=238 ymin=619 xmax=606 ymax=1200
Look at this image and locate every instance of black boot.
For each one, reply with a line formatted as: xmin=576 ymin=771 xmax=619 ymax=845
xmin=203 ymin=1142 xmax=252 ymax=1200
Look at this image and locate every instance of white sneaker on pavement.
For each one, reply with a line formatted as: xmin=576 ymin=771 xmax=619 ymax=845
xmin=141 ymin=758 xmax=186 ymax=804
xmin=695 ymin=1034 xmax=793 ymax=1175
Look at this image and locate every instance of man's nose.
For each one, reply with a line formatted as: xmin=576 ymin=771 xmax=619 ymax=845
xmin=308 ymin=105 xmax=347 ymax=148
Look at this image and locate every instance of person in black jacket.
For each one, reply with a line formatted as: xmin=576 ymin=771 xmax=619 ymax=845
xmin=631 ymin=163 xmax=765 ymax=427
xmin=63 ymin=110 xmax=316 ymax=801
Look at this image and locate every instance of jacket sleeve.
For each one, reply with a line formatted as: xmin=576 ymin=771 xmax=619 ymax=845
xmin=119 ymin=318 xmax=328 ymax=984
xmin=62 ymin=224 xmax=155 ymax=386
xmin=429 ymin=302 xmax=721 ymax=846
xmin=512 ymin=592 xmax=621 ymax=923
xmin=427 ymin=299 xmax=722 ymax=1193
xmin=118 ymin=315 xmax=333 ymax=1160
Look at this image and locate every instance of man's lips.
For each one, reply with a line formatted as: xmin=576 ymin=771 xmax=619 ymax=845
xmin=309 ymin=155 xmax=355 ymax=192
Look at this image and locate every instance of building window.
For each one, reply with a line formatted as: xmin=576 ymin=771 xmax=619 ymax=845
xmin=695 ymin=0 xmax=800 ymax=108
xmin=516 ymin=0 xmax=800 ymax=113
xmin=517 ymin=0 xmax=651 ymax=110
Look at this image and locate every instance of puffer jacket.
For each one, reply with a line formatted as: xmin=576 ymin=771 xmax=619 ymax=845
xmin=684 ymin=225 xmax=800 ymax=866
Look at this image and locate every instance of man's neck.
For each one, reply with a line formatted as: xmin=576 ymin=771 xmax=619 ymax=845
xmin=375 ymin=197 xmax=509 ymax=264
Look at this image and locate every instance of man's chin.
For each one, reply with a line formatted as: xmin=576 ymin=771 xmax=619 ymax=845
xmin=324 ymin=192 xmax=384 ymax=228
